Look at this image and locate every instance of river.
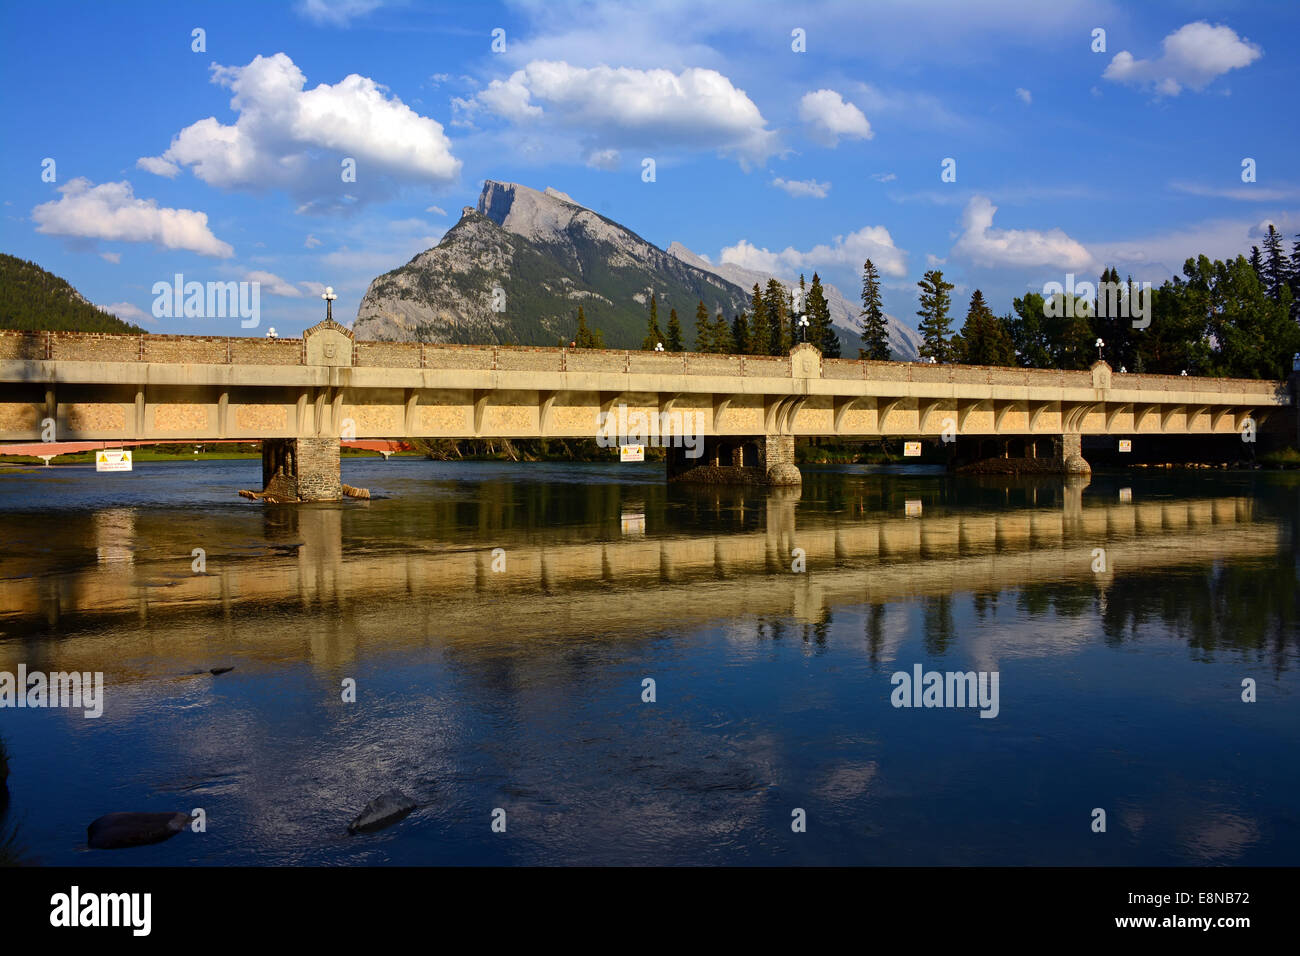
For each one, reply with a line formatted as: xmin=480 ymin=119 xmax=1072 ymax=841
xmin=0 ymin=457 xmax=1296 ymax=865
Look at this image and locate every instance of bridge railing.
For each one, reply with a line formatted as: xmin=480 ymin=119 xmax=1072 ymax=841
xmin=0 ymin=330 xmax=1288 ymax=398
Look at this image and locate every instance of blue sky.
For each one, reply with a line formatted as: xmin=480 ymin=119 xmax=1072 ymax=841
xmin=2 ymin=0 xmax=1297 ymax=338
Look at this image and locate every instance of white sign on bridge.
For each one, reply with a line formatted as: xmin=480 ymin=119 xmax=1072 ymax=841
xmin=95 ymin=449 xmax=132 ymax=472
xmin=620 ymin=444 xmax=644 ymax=462
xmin=903 ymin=441 xmax=922 ymax=457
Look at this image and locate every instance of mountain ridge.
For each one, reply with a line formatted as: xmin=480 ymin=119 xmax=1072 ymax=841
xmin=354 ymin=181 xmax=918 ymax=359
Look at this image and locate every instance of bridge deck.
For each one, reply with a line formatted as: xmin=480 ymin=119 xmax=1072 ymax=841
xmin=0 ymin=325 xmax=1291 ymax=443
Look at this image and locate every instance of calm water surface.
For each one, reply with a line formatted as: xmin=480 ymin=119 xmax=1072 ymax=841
xmin=0 ymin=457 xmax=1296 ymax=865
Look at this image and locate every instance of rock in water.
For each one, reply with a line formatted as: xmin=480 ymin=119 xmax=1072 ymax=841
xmin=87 ymin=812 xmax=192 ymax=850
xmin=347 ymin=790 xmax=417 ymax=834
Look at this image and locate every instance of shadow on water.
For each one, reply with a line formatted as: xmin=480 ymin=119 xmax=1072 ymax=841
xmin=0 ymin=734 xmax=24 ymax=866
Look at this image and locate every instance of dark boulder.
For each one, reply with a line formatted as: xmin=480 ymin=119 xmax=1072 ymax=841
xmin=347 ymin=790 xmax=417 ymax=834
xmin=87 ymin=811 xmax=192 ymax=850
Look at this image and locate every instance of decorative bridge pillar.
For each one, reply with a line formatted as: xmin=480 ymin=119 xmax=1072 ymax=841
xmin=760 ymin=433 xmax=801 ymax=485
xmin=1056 ymin=433 xmax=1091 ymax=475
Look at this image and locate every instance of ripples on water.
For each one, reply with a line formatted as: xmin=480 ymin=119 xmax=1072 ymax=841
xmin=0 ymin=457 xmax=1296 ymax=865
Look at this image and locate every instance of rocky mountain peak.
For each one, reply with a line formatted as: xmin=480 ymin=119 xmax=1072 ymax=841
xmin=476 ymin=180 xmax=608 ymax=244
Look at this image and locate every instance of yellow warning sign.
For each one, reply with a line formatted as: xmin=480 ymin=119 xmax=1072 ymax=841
xmin=96 ymin=449 xmax=132 ymax=472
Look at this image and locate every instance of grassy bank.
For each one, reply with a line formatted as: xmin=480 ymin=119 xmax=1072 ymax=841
xmin=0 ymin=443 xmax=426 ymax=466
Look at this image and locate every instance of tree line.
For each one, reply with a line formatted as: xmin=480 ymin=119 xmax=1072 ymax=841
xmin=908 ymin=224 xmax=1300 ymax=379
xmin=569 ymin=227 xmax=1300 ymax=380
xmin=571 ymin=274 xmax=841 ymax=358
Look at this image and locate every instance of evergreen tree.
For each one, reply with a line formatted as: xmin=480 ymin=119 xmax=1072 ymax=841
xmin=1092 ymin=266 xmax=1138 ymax=371
xmin=858 ymin=258 xmax=890 ymax=360
xmin=952 ymin=289 xmax=1014 ymax=366
xmin=694 ymin=300 xmax=712 ymax=352
xmin=712 ymin=307 xmax=733 ymax=354
xmin=764 ymin=278 xmax=790 ymax=354
xmin=1262 ymin=224 xmax=1291 ymax=302
xmin=641 ymin=293 xmax=664 ymax=350
xmin=806 ymin=273 xmax=837 ymax=356
xmin=916 ymin=269 xmax=956 ymax=362
xmin=666 ymin=307 xmax=684 ymax=352
xmin=1249 ymin=246 xmax=1264 ymax=281
xmin=1291 ymin=234 xmax=1300 ymax=325
xmin=574 ymin=306 xmax=595 ymax=348
xmin=730 ymin=312 xmax=750 ymax=354
xmin=574 ymin=306 xmax=603 ymax=348
xmin=748 ymin=283 xmax=770 ymax=355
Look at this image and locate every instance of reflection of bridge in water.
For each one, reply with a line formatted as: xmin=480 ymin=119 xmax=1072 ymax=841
xmin=0 ymin=483 xmax=1282 ymax=678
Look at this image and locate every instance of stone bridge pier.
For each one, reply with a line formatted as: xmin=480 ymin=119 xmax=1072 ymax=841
xmin=261 ymin=437 xmax=341 ymax=502
xmin=666 ymin=433 xmax=802 ymax=485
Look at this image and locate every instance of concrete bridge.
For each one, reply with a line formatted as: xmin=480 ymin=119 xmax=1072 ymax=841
xmin=1 ymin=321 xmax=1292 ymax=499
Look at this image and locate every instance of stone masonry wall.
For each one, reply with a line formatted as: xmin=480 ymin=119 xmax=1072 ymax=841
xmin=294 ymin=437 xmax=342 ymax=501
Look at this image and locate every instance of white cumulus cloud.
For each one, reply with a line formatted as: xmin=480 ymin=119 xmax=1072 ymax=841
xmin=798 ymin=89 xmax=873 ymax=146
xmin=771 ymin=177 xmax=830 ymax=199
xmin=139 ymin=53 xmax=461 ymax=209
xmin=721 ymin=224 xmax=907 ymax=278
xmin=32 ymin=178 xmax=233 ymax=258
xmin=457 ymin=60 xmax=777 ymax=164
xmin=1015 ymin=87 xmax=1032 ymax=104
xmin=245 ymin=270 xmax=304 ymax=297
xmin=951 ymin=195 xmax=1093 ymax=271
xmin=1103 ymin=21 xmax=1262 ymax=96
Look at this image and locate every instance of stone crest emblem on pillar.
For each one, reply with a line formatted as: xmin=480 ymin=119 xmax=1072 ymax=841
xmin=1090 ymin=360 xmax=1112 ymax=391
xmin=790 ymin=342 xmax=823 ymax=379
xmin=305 ymin=319 xmax=354 ymax=367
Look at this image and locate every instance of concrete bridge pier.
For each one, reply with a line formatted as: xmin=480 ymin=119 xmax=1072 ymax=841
xmin=261 ymin=437 xmax=342 ymax=502
xmin=666 ymin=433 xmax=802 ymax=485
xmin=1057 ymin=433 xmax=1091 ymax=475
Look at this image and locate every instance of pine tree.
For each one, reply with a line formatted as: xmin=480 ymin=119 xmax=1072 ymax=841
xmin=1249 ymin=246 xmax=1264 ymax=281
xmin=574 ymin=306 xmax=604 ymax=348
xmin=712 ymin=307 xmax=733 ymax=354
xmin=806 ymin=273 xmax=837 ymax=356
xmin=1290 ymin=234 xmax=1300 ymax=325
xmin=666 ymin=307 xmax=684 ymax=352
xmin=730 ymin=313 xmax=750 ymax=354
xmin=916 ymin=269 xmax=956 ymax=362
xmin=748 ymin=283 xmax=770 ymax=355
xmin=694 ymin=300 xmax=712 ymax=352
xmin=641 ymin=293 xmax=664 ymax=350
xmin=1262 ymin=224 xmax=1290 ymax=302
xmin=764 ymin=278 xmax=789 ymax=354
xmin=858 ymin=259 xmax=890 ymax=360
xmin=574 ymin=306 xmax=592 ymax=348
xmin=953 ymin=289 xmax=1014 ymax=366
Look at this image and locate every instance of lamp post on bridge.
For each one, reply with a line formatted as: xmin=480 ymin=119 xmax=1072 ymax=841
xmin=322 ymin=286 xmax=338 ymax=323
